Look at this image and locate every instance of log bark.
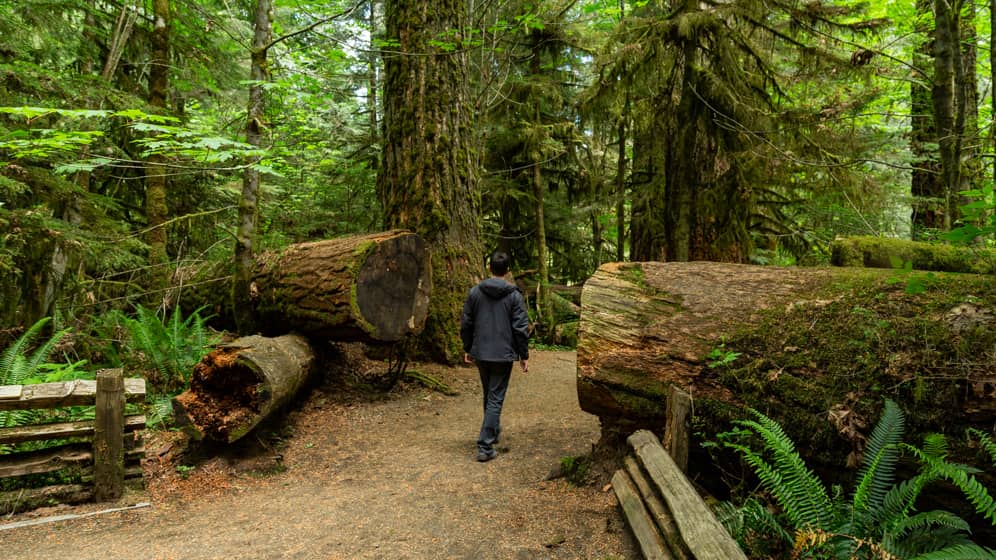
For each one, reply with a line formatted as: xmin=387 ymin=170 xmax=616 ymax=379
xmin=172 ymin=334 xmax=316 ymax=443
xmin=251 ymin=230 xmax=431 ymax=342
xmin=578 ymin=261 xmax=827 ymax=424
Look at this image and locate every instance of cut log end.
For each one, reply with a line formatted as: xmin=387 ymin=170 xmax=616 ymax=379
xmin=355 ymin=232 xmax=431 ymax=341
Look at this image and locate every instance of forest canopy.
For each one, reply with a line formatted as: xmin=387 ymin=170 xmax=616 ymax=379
xmin=0 ymin=0 xmax=992 ymax=343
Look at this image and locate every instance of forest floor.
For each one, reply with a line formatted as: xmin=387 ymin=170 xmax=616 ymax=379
xmin=0 ymin=349 xmax=637 ymax=559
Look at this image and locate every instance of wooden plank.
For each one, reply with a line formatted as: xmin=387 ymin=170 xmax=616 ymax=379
xmin=0 ymin=415 xmax=146 ymax=445
xmin=629 ymin=430 xmax=747 ymax=560
xmin=624 ymin=456 xmax=692 ymax=560
xmin=0 ymin=484 xmax=92 ymax=516
xmin=612 ymin=469 xmax=672 ymax=560
xmin=94 ymin=369 xmax=125 ymax=502
xmin=0 ymin=374 xmax=145 ymax=411
xmin=0 ymin=444 xmax=91 ymax=478
xmin=664 ymin=385 xmax=692 ymax=473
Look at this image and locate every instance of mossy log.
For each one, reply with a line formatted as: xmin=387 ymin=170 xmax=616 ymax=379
xmin=831 ymin=235 xmax=996 ymax=274
xmin=578 ymin=261 xmax=996 ymax=473
xmin=172 ymin=334 xmax=315 ymax=443
xmin=251 ymin=230 xmax=431 ymax=342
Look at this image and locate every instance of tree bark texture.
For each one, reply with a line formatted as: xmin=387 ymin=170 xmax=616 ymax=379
xmin=378 ymin=0 xmax=482 ymax=362
xmin=233 ymin=0 xmax=273 ymax=333
xmin=145 ymin=0 xmax=170 ymax=293
xmin=172 ymin=334 xmax=315 ymax=442
xmin=578 ymin=261 xmax=996 ymax=473
xmin=251 ymin=230 xmax=431 ymax=342
xmin=910 ymin=0 xmax=945 ymax=236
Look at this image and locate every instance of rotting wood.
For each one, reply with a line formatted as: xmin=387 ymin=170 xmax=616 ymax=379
xmin=0 ymin=415 xmax=145 ymax=446
xmin=252 ymin=230 xmax=431 ymax=342
xmin=628 ymin=430 xmax=747 ymax=560
xmin=623 ymin=456 xmax=692 ymax=560
xmin=173 ymin=334 xmax=316 ymax=443
xmin=612 ymin=469 xmax=672 ymax=560
xmin=664 ymin=386 xmax=691 ymax=473
xmin=0 ymin=375 xmax=145 ymax=411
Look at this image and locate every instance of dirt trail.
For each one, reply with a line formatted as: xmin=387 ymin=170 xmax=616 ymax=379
xmin=0 ymin=350 xmax=637 ymax=559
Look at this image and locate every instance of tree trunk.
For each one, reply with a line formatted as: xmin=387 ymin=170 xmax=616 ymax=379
xmin=144 ymin=0 xmax=170 ymax=297
xmin=578 ymin=261 xmax=996 ymax=474
xmin=931 ymin=0 xmax=961 ymax=231
xmin=615 ymin=93 xmax=629 ymax=262
xmin=252 ymin=230 xmax=431 ymax=342
xmin=172 ymin=334 xmax=315 ymax=442
xmin=233 ymin=0 xmax=273 ymax=333
xmin=910 ymin=0 xmax=945 ymax=237
xmin=378 ymin=0 xmax=482 ymax=362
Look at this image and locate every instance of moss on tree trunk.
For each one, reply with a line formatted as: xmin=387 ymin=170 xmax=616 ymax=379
xmin=378 ymin=0 xmax=482 ymax=362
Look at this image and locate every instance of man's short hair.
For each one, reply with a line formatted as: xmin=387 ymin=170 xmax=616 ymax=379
xmin=489 ymin=251 xmax=511 ymax=276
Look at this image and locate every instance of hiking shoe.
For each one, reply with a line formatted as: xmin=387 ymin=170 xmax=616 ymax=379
xmin=477 ymin=449 xmax=498 ymax=462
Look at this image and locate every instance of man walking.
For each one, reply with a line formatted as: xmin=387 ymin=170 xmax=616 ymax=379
xmin=460 ymin=251 xmax=530 ymax=462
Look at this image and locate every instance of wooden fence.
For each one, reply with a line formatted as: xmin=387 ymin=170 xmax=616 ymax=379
xmin=612 ymin=387 xmax=747 ymax=560
xmin=0 ymin=369 xmax=146 ymax=514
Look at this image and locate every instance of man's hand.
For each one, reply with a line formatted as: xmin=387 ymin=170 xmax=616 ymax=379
xmin=520 ymin=359 xmax=528 ymax=373
xmin=464 ymin=353 xmax=473 ymax=364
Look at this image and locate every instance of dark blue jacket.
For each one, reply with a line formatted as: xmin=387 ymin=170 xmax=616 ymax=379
xmin=460 ymin=277 xmax=530 ymax=362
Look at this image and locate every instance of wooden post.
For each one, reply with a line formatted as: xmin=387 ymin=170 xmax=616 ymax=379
xmin=664 ymin=385 xmax=692 ymax=473
xmin=94 ymin=369 xmax=125 ymax=502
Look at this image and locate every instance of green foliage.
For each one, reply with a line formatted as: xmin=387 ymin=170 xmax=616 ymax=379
xmin=0 ymin=317 xmax=93 ymax=451
xmin=115 ymin=306 xmax=218 ymax=398
xmin=0 ymin=317 xmax=69 ymax=386
xmin=559 ymin=454 xmax=591 ymax=486
xmin=718 ymin=400 xmax=996 ymax=559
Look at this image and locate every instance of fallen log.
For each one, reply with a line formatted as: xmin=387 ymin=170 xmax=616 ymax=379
xmin=173 ymin=334 xmax=315 ymax=442
xmin=251 ymin=230 xmax=431 ymax=342
xmin=578 ymin=261 xmax=996 ymax=475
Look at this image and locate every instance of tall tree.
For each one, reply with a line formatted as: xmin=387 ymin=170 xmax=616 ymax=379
xmin=378 ymin=0 xmax=482 ymax=361
xmin=233 ymin=0 xmax=273 ymax=333
xmin=145 ymin=0 xmax=171 ymax=296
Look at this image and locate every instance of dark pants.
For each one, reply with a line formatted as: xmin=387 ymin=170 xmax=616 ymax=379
xmin=476 ymin=361 xmax=512 ymax=453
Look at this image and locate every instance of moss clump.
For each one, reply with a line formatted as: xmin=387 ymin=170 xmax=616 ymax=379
xmin=831 ymin=236 xmax=996 ymax=274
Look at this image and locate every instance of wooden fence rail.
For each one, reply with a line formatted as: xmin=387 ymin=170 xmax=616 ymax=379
xmin=0 ymin=369 xmax=146 ymax=514
xmin=613 ymin=429 xmax=747 ymax=560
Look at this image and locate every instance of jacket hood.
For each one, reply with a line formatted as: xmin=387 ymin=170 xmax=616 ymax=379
xmin=478 ymin=277 xmax=518 ymax=299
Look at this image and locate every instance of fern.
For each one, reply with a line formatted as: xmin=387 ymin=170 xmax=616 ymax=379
xmin=0 ymin=317 xmax=69 ymax=385
xmin=902 ymin=445 xmax=996 ymax=525
xmin=729 ymin=411 xmax=836 ymax=529
xmin=0 ymin=318 xmax=72 ymax=431
xmin=723 ymin=401 xmax=994 ymax=560
xmin=853 ymin=399 xmax=904 ymax=521
xmin=968 ymin=429 xmax=996 ymax=466
xmin=121 ymin=305 xmax=217 ymax=396
xmin=909 ymin=543 xmax=996 ymax=560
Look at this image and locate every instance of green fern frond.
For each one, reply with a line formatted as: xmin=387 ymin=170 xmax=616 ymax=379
xmin=968 ymin=429 xmax=996 ymax=466
xmin=1 ymin=317 xmax=71 ymax=389
xmin=920 ymin=433 xmax=950 ymax=461
xmin=854 ymin=399 xmax=904 ymax=516
xmin=891 ymin=510 xmax=970 ymax=539
xmin=728 ymin=411 xmax=835 ymax=529
xmin=909 ymin=543 xmax=996 ymax=560
xmin=904 ymin=444 xmax=996 ymax=524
